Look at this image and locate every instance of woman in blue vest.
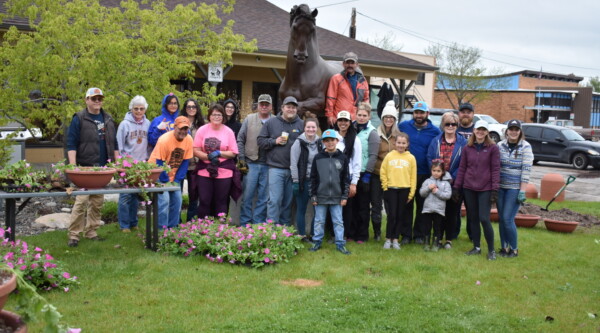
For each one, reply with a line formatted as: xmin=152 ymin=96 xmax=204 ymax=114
xmin=351 ymin=102 xmax=380 ymax=243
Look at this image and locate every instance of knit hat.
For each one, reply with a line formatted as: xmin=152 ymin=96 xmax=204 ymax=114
xmin=381 ymin=101 xmax=397 ymax=120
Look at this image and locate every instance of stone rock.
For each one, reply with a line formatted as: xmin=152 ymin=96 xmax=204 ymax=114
xmin=104 ymin=194 xmax=119 ymax=202
xmin=45 ymin=202 xmax=57 ymax=207
xmin=35 ymin=213 xmax=71 ymax=229
xmin=61 ymin=208 xmax=72 ymax=213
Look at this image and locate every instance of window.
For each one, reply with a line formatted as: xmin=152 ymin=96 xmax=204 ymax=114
xmin=415 ymin=73 xmax=425 ymax=86
xmin=524 ymin=126 xmax=542 ymax=138
xmin=542 ymin=129 xmax=559 ymax=141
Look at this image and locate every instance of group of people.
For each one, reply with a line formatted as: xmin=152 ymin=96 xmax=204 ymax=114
xmin=66 ymin=51 xmax=533 ymax=260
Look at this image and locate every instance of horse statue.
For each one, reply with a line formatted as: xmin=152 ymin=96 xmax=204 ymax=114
xmin=278 ymin=4 xmax=342 ymax=121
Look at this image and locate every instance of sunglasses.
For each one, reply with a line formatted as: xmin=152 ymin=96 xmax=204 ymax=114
xmin=90 ymin=96 xmax=104 ymax=102
xmin=186 ymin=105 xmax=198 ymax=109
xmin=444 ymin=123 xmax=458 ymax=127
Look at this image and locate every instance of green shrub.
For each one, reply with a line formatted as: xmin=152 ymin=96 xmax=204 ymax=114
xmin=100 ymin=201 xmax=118 ymax=223
xmin=181 ymin=194 xmax=189 ymax=208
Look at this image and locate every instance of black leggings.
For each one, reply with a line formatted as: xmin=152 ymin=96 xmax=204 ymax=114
xmin=463 ymin=189 xmax=495 ymax=252
xmin=383 ymin=188 xmax=410 ymax=240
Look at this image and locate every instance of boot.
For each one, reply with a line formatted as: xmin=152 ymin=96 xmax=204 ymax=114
xmin=431 ymin=237 xmax=440 ymax=252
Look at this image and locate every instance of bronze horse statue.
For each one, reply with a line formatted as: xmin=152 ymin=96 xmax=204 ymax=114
xmin=278 ymin=4 xmax=342 ymax=121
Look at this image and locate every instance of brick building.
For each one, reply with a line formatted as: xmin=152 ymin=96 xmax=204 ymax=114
xmin=433 ymin=70 xmax=600 ymax=127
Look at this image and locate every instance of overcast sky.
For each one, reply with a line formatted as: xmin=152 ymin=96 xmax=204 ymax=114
xmin=266 ymin=0 xmax=600 ymax=82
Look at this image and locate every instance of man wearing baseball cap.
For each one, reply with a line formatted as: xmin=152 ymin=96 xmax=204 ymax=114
xmin=325 ymin=51 xmax=369 ymax=127
xmin=257 ymin=96 xmax=304 ymax=225
xmin=237 ymin=94 xmax=275 ymax=226
xmin=398 ymin=101 xmax=441 ymax=245
xmin=148 ymin=116 xmax=194 ymax=229
xmin=66 ymin=87 xmax=119 ymax=247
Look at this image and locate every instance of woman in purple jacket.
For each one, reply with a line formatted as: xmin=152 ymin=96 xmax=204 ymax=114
xmin=453 ymin=120 xmax=500 ymax=260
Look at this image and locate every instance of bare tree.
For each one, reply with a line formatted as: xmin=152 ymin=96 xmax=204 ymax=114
xmin=426 ymin=43 xmax=508 ymax=109
xmin=363 ymin=31 xmax=403 ymax=52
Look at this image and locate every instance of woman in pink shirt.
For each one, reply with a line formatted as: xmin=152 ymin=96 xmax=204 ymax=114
xmin=193 ymin=104 xmax=239 ymax=219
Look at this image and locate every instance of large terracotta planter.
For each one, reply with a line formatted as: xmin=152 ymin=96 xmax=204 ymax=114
xmin=544 ymin=218 xmax=578 ymax=233
xmin=65 ymin=167 xmax=116 ymax=189
xmin=515 ymin=214 xmax=540 ymax=228
xmin=540 ymin=173 xmax=566 ymax=202
xmin=490 ymin=208 xmax=499 ymax=222
xmin=0 ymin=310 xmax=27 ymax=332
xmin=0 ymin=273 xmax=16 ymax=311
xmin=525 ymin=183 xmax=538 ymax=199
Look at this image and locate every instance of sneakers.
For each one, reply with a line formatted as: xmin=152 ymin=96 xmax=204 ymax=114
xmin=465 ymin=247 xmax=481 ymax=255
xmin=374 ymin=232 xmax=381 ymax=242
xmin=487 ymin=251 xmax=497 ymax=260
xmin=383 ymin=240 xmax=392 ymax=249
xmin=431 ymin=243 xmax=439 ymax=252
xmin=122 ymin=228 xmax=131 ymax=233
xmin=443 ymin=241 xmax=452 ymax=250
xmin=498 ymin=248 xmax=509 ymax=257
xmin=392 ymin=241 xmax=401 ymax=250
xmin=414 ymin=238 xmax=425 ymax=245
xmin=400 ymin=237 xmax=411 ymax=246
xmin=67 ymin=239 xmax=79 ymax=247
xmin=336 ymin=245 xmax=351 ymax=255
xmin=309 ymin=242 xmax=322 ymax=252
xmin=506 ymin=249 xmax=518 ymax=258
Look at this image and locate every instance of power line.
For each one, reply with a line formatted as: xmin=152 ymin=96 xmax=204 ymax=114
xmin=356 ymin=11 xmax=600 ymax=74
xmin=315 ymin=0 xmax=359 ymax=9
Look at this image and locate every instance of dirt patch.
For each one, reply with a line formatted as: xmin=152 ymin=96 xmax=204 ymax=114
xmin=280 ymin=279 xmax=323 ymax=288
xmin=519 ymin=203 xmax=600 ymax=227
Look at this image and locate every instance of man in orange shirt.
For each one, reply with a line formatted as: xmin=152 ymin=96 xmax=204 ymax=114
xmin=325 ymin=52 xmax=370 ymax=127
xmin=149 ymin=116 xmax=193 ymax=229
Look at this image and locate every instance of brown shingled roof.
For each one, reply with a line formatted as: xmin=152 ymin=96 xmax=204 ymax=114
xmin=0 ymin=0 xmax=436 ymax=71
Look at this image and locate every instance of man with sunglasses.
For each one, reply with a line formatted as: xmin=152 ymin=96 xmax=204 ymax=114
xmin=398 ymin=101 xmax=441 ymax=245
xmin=66 ymin=87 xmax=118 ymax=247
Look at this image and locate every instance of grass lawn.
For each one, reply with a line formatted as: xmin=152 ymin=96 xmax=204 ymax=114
xmin=9 ymin=201 xmax=600 ymax=332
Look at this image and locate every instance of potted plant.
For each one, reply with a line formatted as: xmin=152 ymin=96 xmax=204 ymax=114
xmin=53 ymin=160 xmax=116 ymax=189
xmin=108 ymin=155 xmax=170 ymax=202
xmin=0 ymin=160 xmax=51 ymax=193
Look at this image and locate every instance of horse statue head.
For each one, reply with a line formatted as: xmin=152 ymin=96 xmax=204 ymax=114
xmin=289 ymin=4 xmax=318 ymax=64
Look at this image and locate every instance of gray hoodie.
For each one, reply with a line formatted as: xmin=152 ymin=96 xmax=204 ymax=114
xmin=257 ymin=114 xmax=304 ymax=169
xmin=419 ymin=171 xmax=452 ymax=216
xmin=290 ymin=133 xmax=320 ymax=183
xmin=116 ymin=111 xmax=151 ymax=160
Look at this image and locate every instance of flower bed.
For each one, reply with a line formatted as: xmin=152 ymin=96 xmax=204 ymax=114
xmin=0 ymin=228 xmax=78 ymax=292
xmin=157 ymin=215 xmax=303 ymax=268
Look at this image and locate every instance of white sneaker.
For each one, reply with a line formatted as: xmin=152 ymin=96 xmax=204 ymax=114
xmin=392 ymin=242 xmax=401 ymax=250
xmin=383 ymin=240 xmax=391 ymax=249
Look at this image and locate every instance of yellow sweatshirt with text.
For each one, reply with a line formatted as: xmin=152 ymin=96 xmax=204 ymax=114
xmin=380 ymin=150 xmax=417 ymax=200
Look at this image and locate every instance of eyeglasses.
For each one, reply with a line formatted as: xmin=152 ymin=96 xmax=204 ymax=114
xmin=132 ymin=107 xmax=145 ymax=111
xmin=444 ymin=123 xmax=458 ymax=127
xmin=186 ymin=105 xmax=198 ymax=110
xmin=89 ymin=96 xmax=104 ymax=102
xmin=210 ymin=113 xmax=223 ymax=117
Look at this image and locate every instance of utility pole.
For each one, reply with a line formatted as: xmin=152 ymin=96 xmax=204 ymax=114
xmin=349 ymin=8 xmax=356 ymax=39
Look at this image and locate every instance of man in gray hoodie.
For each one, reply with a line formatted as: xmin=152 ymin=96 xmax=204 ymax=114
xmin=257 ymin=96 xmax=304 ymax=225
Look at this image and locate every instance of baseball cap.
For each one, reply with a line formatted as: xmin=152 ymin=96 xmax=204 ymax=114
xmin=474 ymin=120 xmax=489 ymax=131
xmin=337 ymin=110 xmax=351 ymax=121
xmin=506 ymin=119 xmax=522 ymax=129
xmin=174 ymin=116 xmax=191 ymax=129
xmin=85 ymin=87 xmax=103 ymax=98
xmin=413 ymin=101 xmax=429 ymax=112
xmin=257 ymin=94 xmax=272 ymax=104
xmin=343 ymin=52 xmax=358 ymax=63
xmin=282 ymin=96 xmax=298 ymax=106
xmin=459 ymin=102 xmax=474 ymax=112
xmin=321 ymin=129 xmax=338 ymax=140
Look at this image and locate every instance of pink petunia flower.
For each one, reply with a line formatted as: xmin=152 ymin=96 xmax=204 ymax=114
xmin=264 ymin=248 xmax=270 ymax=254
xmin=63 ymin=272 xmax=71 ymax=279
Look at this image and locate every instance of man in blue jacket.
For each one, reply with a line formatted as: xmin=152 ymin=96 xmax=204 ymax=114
xmin=398 ymin=101 xmax=441 ymax=245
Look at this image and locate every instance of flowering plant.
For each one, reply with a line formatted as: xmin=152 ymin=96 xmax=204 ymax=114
xmin=108 ymin=155 xmax=171 ymax=203
xmin=158 ymin=215 xmax=304 ymax=268
xmin=52 ymin=159 xmax=113 ymax=174
xmin=0 ymin=160 xmax=51 ymax=192
xmin=0 ymin=228 xmax=78 ymax=292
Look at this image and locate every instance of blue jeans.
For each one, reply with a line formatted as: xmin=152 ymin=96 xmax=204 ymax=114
xmin=313 ymin=204 xmax=345 ymax=246
xmin=158 ymin=182 xmax=182 ymax=229
xmin=497 ymin=188 xmax=520 ymax=250
xmin=266 ymin=167 xmax=293 ymax=225
xmin=118 ymin=193 xmax=139 ymax=229
xmin=240 ymin=162 xmax=269 ymax=225
xmin=294 ymin=180 xmax=311 ymax=236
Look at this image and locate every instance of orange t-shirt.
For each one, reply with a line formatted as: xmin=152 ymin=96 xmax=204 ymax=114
xmin=149 ymin=132 xmax=193 ymax=182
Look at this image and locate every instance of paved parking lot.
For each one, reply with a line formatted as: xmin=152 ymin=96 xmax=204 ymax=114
xmin=529 ymin=162 xmax=600 ymax=202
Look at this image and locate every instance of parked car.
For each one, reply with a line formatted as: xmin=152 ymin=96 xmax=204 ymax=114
xmin=399 ymin=108 xmax=454 ymax=128
xmin=473 ymin=114 xmax=506 ymax=143
xmin=522 ymin=123 xmax=600 ymax=170
xmin=544 ymin=119 xmax=600 ymax=142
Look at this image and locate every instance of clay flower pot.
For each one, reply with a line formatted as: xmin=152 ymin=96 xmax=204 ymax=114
xmin=0 ymin=310 xmax=27 ymax=332
xmin=544 ymin=218 xmax=579 ymax=233
xmin=65 ymin=167 xmax=116 ymax=189
xmin=490 ymin=208 xmax=499 ymax=222
xmin=0 ymin=272 xmax=16 ymax=311
xmin=515 ymin=214 xmax=540 ymax=228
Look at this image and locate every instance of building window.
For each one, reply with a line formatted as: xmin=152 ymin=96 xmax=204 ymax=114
xmin=415 ymin=73 xmax=425 ymax=86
